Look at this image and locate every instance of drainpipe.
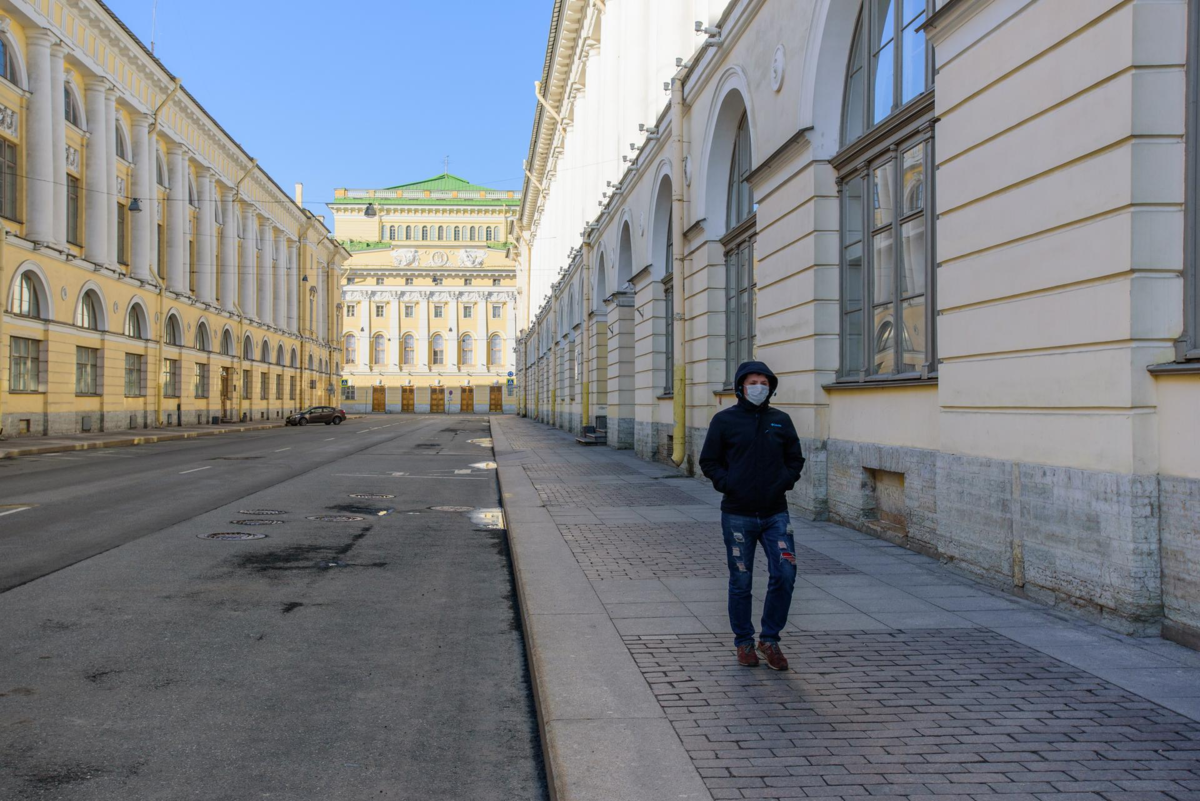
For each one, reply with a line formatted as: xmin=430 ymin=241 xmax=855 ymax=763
xmin=670 ymin=71 xmax=688 ymax=468
xmin=0 ymin=224 xmax=7 ymax=434
xmin=149 ymin=79 xmax=181 ymax=428
xmin=581 ymin=242 xmax=592 ymax=429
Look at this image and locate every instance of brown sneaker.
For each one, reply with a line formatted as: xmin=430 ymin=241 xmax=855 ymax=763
xmin=736 ymin=644 xmax=759 ymax=667
xmin=756 ymin=641 xmax=789 ymax=671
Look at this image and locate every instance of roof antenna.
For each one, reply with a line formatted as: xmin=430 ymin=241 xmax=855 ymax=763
xmin=150 ymin=0 xmax=159 ymax=55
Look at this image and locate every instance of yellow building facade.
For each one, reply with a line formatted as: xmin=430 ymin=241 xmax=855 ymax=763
xmin=0 ymin=0 xmax=346 ymax=438
xmin=330 ymin=174 xmax=519 ymax=414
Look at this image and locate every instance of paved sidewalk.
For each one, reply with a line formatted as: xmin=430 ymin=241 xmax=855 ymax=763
xmin=493 ymin=416 xmax=1200 ymax=801
xmin=0 ymin=420 xmax=284 ymax=459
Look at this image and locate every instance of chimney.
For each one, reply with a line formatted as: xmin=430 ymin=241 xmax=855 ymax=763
xmin=294 ymin=183 xmax=304 ymax=206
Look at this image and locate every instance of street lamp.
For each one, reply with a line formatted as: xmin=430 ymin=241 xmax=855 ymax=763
xmin=364 ymin=202 xmax=377 ymax=218
xmin=129 ymin=198 xmax=143 ymax=213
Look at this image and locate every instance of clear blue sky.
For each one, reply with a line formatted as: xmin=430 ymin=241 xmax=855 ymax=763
xmin=101 ymin=0 xmax=550 ymax=220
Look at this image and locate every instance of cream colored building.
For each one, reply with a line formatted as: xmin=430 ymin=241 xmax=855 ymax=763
xmin=329 ymin=174 xmax=519 ymax=414
xmin=515 ymin=0 xmax=1200 ymax=649
xmin=0 ymin=0 xmax=346 ymax=438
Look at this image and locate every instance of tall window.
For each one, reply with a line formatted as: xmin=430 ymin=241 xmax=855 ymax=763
xmin=432 ymin=334 xmax=445 ymax=365
xmin=165 ymin=315 xmax=182 ymax=346
xmin=492 ymin=304 xmax=502 ymax=319
xmin=64 ymin=86 xmax=82 ymax=127
xmin=14 ymin=273 xmax=41 ymax=317
xmin=242 ymin=369 xmax=252 ymax=399
xmin=375 ymin=304 xmax=385 ymax=318
xmin=836 ymin=0 xmax=935 ymax=380
xmin=1179 ymin=0 xmax=1200 ymax=362
xmin=195 ymin=363 xmax=209 ymax=398
xmin=260 ymin=372 xmax=269 ymax=400
xmin=489 ymin=333 xmax=503 ymax=367
xmin=403 ymin=334 xmax=415 ymax=365
xmin=421 ymin=226 xmax=428 ymax=241
xmin=461 ymin=333 xmax=474 ymax=366
xmin=66 ymin=175 xmax=81 ymax=246
xmin=10 ymin=337 xmax=39 ymax=391
xmin=663 ymin=215 xmax=675 ymax=394
xmin=244 ymin=337 xmax=255 ymax=361
xmin=454 ymin=227 xmax=461 ymax=241
xmin=463 ymin=304 xmax=473 ymax=318
xmin=485 ymin=227 xmax=493 ymax=242
xmin=346 ymin=303 xmax=357 ymax=317
xmin=221 ymin=330 xmax=234 ymax=356
xmin=126 ymin=307 xmax=145 ymax=339
xmin=724 ymin=112 xmax=756 ymax=387
xmin=275 ymin=374 xmax=283 ymax=400
xmin=163 ymin=358 xmax=180 ymax=397
xmin=344 ymin=334 xmax=357 ymax=363
xmin=373 ymin=333 xmax=385 ymax=364
xmin=406 ymin=225 xmax=412 ymax=239
xmin=405 ymin=304 xmax=414 ymax=318
xmin=437 ymin=225 xmax=444 ymax=240
xmin=75 ymin=292 xmax=100 ymax=330
xmin=115 ymin=124 xmax=128 ymax=160
xmin=117 ymin=203 xmax=128 ymax=265
xmin=125 ymin=353 xmax=144 ymax=396
xmin=0 ymin=37 xmax=17 ymax=85
xmin=434 ymin=305 xmax=444 ymax=319
xmin=289 ymin=375 xmax=297 ymax=400
xmin=75 ymin=347 xmax=99 ymax=394
xmin=469 ymin=226 xmax=476 ymax=241
xmin=0 ymin=139 xmax=17 ymax=222
xmin=388 ymin=225 xmax=395 ymax=240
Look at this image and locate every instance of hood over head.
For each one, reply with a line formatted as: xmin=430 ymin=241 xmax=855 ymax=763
xmin=734 ymin=360 xmax=778 ymax=396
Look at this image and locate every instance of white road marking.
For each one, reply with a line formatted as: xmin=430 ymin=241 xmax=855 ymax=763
xmin=179 ymin=466 xmax=212 ymax=474
xmin=274 ymin=448 xmax=291 ymax=452
xmin=0 ymin=506 xmax=32 ymax=518
xmin=454 ymin=469 xmax=472 ymax=474
xmin=334 ymin=473 xmax=486 ymax=480
xmin=325 ymin=438 xmax=336 ymax=441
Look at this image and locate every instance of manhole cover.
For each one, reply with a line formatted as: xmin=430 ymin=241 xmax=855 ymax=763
xmin=430 ymin=506 xmax=474 ymax=512
xmin=307 ymin=515 xmax=364 ymax=522
xmin=198 ymin=532 xmax=268 ymax=541
xmin=239 ymin=509 xmax=286 ymax=516
xmin=229 ymin=519 xmax=282 ymax=526
xmin=349 ymin=494 xmax=394 ymax=500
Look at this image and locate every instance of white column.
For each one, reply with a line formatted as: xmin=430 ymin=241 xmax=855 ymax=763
xmin=105 ymin=89 xmax=118 ymax=267
xmin=130 ymin=113 xmax=152 ymax=281
xmin=448 ymin=296 xmax=460 ymax=372
xmin=316 ymin=262 xmax=326 ymax=341
xmin=51 ymin=49 xmax=67 ymax=245
xmin=219 ymin=187 xmax=237 ymax=310
xmin=24 ymin=31 xmax=55 ymax=244
xmin=273 ymin=229 xmax=286 ymax=327
xmin=477 ymin=295 xmax=488 ymax=371
xmin=417 ymin=292 xmax=429 ymax=370
xmin=166 ymin=144 xmax=186 ymax=291
xmin=84 ymin=78 xmax=110 ymax=265
xmin=509 ymin=299 xmax=518 ymax=372
xmin=287 ymin=241 xmax=299 ymax=332
xmin=258 ymin=220 xmax=272 ymax=324
xmin=196 ymin=170 xmax=215 ymax=303
xmin=388 ymin=293 xmax=400 ymax=368
xmin=239 ymin=204 xmax=256 ymax=314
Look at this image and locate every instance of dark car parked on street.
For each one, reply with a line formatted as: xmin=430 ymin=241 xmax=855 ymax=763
xmin=286 ymin=406 xmax=346 ymax=426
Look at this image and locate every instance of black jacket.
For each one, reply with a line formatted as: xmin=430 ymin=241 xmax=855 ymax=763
xmin=699 ymin=361 xmax=805 ymax=516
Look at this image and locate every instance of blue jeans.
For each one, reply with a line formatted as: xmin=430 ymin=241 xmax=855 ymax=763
xmin=721 ymin=512 xmax=797 ymax=648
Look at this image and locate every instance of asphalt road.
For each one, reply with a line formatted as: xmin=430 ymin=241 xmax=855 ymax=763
xmin=0 ymin=416 xmax=548 ymax=801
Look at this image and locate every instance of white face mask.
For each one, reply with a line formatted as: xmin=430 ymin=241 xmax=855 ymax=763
xmin=744 ymin=384 xmax=770 ymax=406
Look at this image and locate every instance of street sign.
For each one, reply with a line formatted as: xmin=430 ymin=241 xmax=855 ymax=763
xmin=507 ymin=371 xmax=514 ymax=377
xmin=340 ymin=379 xmax=349 ymax=387
xmin=506 ymin=378 xmax=514 ymax=386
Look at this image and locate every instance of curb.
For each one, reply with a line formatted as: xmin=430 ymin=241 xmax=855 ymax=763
xmin=0 ymin=423 xmax=284 ymax=460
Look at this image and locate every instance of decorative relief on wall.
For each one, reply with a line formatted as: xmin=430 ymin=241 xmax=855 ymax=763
xmin=66 ymin=146 xmax=80 ymax=171
xmin=771 ymin=45 xmax=786 ymax=92
xmin=430 ymin=251 xmax=448 ymax=267
xmin=458 ymin=249 xmax=484 ymax=268
xmin=117 ymin=176 xmax=126 ymax=197
xmin=391 ymin=248 xmax=419 ymax=267
xmin=0 ymin=105 xmax=17 ymax=138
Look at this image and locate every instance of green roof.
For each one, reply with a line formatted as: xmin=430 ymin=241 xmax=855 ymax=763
xmin=385 ymin=173 xmax=507 ymax=192
xmin=328 ymin=197 xmax=520 ymax=207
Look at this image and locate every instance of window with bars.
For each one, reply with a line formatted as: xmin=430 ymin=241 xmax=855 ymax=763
xmin=10 ymin=336 xmax=40 ymax=391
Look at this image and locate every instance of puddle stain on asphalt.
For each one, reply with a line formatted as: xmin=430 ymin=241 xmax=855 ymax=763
xmin=231 ymin=527 xmax=386 ymax=574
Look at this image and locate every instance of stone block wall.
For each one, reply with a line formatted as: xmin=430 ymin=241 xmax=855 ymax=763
xmin=1160 ymin=475 xmax=1200 ymax=647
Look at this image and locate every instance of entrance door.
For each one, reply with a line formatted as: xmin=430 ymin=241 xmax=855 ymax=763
xmin=401 ymin=386 xmax=414 ymax=413
xmin=460 ymin=386 xmax=474 ymax=414
xmin=489 ymin=386 xmax=503 ymax=412
xmin=429 ymin=387 xmax=446 ymax=413
xmin=220 ymin=368 xmax=232 ymax=420
xmin=372 ymin=386 xmax=386 ymax=413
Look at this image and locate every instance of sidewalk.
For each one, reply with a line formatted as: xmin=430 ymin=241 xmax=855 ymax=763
xmin=493 ymin=416 xmax=1200 ymax=801
xmin=0 ymin=420 xmax=284 ymax=459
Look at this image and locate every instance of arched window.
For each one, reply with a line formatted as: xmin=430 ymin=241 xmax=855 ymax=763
xmin=156 ymin=153 xmax=168 ymax=188
xmin=165 ymin=314 xmax=182 ymax=346
xmin=13 ymin=272 xmax=43 ymax=318
xmin=469 ymin=226 xmax=476 ymax=241
xmin=344 ymin=333 xmax=357 ymax=364
xmin=403 ymin=334 xmax=415 ymax=365
xmin=405 ymin=225 xmax=412 ymax=239
xmin=115 ymin=123 xmax=129 ymax=161
xmin=64 ymin=85 xmax=82 ymax=128
xmin=454 ymin=227 xmax=461 ymax=241
xmin=75 ymin=290 xmax=100 ymax=330
xmin=489 ymin=334 xmax=503 ymax=367
xmin=126 ymin=305 xmax=147 ymax=339
xmin=485 ymin=227 xmax=493 ymax=242
xmin=836 ymin=1 xmax=935 ymax=380
xmin=221 ymin=329 xmax=235 ymax=355
xmin=276 ymin=344 xmax=285 ymax=366
xmin=724 ymin=110 xmax=755 ymax=387
xmin=461 ymin=333 xmax=473 ymax=366
xmin=308 ymin=353 xmax=315 ymax=370
xmin=290 ymin=348 xmax=298 ymax=368
xmin=373 ymin=333 xmax=386 ymax=365
xmin=243 ymin=336 xmax=255 ymax=361
xmin=195 ymin=322 xmax=211 ymax=352
xmin=421 ymin=226 xmax=428 ymax=241
xmin=261 ymin=340 xmax=271 ymax=363
xmin=388 ymin=225 xmax=395 ymax=240
xmin=0 ymin=36 xmax=20 ymax=87
xmin=431 ymin=334 xmax=445 ymax=365
xmin=663 ymin=214 xmax=675 ymax=394
xmin=437 ymin=225 xmax=444 ymax=240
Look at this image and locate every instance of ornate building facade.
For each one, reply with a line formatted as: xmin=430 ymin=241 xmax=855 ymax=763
xmin=329 ymin=174 xmax=519 ymax=413
xmin=514 ymin=0 xmax=1200 ymax=648
xmin=0 ymin=0 xmax=346 ymax=437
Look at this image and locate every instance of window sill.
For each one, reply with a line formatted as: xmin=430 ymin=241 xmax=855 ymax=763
xmin=656 ymin=393 xmax=674 ymax=400
xmin=8 ymin=389 xmax=43 ymax=395
xmin=125 ymin=394 xmax=145 ymax=399
xmin=75 ymin=393 xmax=101 ymax=397
xmin=1148 ymin=361 xmax=1200 ymax=376
xmin=713 ymin=388 xmax=736 ymax=397
xmin=823 ymin=376 xmax=938 ymax=391
xmin=164 ymin=395 xmax=180 ymax=399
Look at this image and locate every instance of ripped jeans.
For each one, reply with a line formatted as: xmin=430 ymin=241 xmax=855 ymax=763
xmin=721 ymin=512 xmax=796 ymax=648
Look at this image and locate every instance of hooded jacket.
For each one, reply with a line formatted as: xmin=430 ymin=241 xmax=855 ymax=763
xmin=699 ymin=361 xmax=805 ymax=516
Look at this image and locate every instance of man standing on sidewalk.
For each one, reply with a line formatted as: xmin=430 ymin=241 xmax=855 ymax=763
xmin=699 ymin=361 xmax=805 ymax=670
